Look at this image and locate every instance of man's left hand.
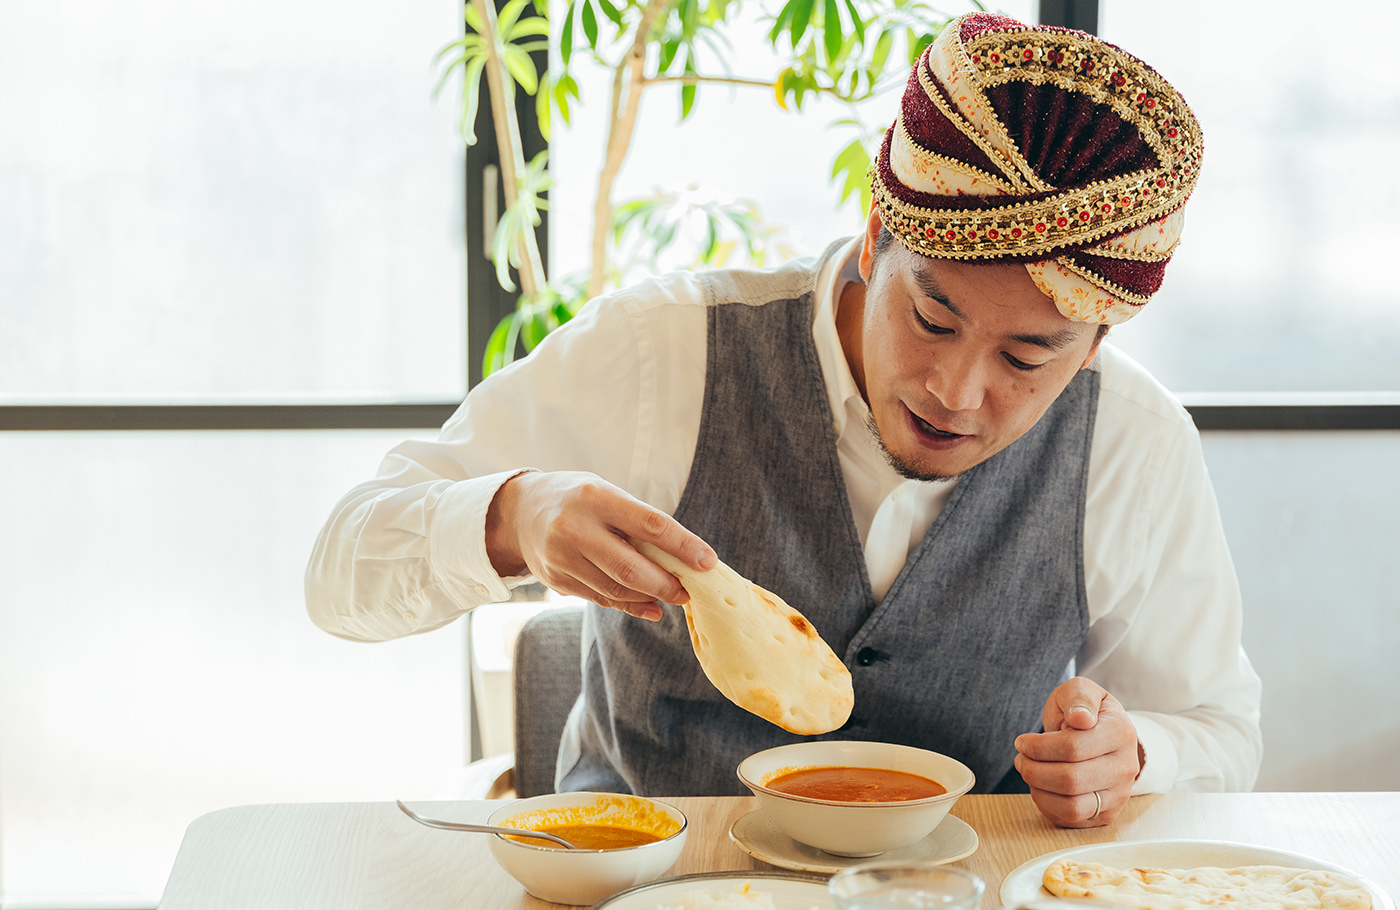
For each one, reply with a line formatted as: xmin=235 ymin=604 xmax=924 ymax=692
xmin=1013 ymin=677 xmax=1141 ymax=828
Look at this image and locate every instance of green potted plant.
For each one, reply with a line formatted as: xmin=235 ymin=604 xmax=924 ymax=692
xmin=437 ymin=0 xmax=978 ymax=376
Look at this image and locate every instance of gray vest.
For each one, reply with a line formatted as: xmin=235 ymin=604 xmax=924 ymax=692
xmin=561 ymin=252 xmax=1096 ymax=796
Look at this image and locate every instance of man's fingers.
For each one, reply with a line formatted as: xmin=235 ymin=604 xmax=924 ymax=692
xmin=1026 ymin=784 xmax=1119 ymax=828
xmin=1064 ymin=702 xmax=1098 ymax=730
xmin=621 ymin=502 xmax=717 ymax=573
xmin=1043 ymin=676 xmax=1110 ymax=732
xmin=495 ymin=469 xmax=718 ymax=620
xmin=596 ymin=597 xmax=664 ymax=623
xmin=542 ymin=538 xmax=679 ymax=611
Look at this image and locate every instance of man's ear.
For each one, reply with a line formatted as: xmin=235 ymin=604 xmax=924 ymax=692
xmin=858 ymin=207 xmax=883 ymax=282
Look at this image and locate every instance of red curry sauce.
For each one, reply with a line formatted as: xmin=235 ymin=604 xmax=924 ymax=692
xmin=764 ymin=765 xmax=947 ymax=802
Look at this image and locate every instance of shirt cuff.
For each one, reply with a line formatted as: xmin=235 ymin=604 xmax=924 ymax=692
xmin=1127 ymin=711 xmax=1179 ymax=794
xmin=428 ymin=468 xmax=537 ymax=607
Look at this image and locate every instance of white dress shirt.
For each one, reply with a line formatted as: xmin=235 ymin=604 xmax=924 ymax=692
xmin=306 ymin=238 xmax=1263 ymax=794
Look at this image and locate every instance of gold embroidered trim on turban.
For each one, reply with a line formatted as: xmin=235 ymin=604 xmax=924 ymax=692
xmin=869 ymin=12 xmax=1203 ymax=323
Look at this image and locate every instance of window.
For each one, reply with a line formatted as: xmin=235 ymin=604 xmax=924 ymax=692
xmin=0 ymin=1 xmax=474 ymax=904
xmin=1099 ymin=0 xmax=1400 ymax=398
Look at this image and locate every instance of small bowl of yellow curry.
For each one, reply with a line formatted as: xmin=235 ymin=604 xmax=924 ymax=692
xmin=737 ymin=740 xmax=974 ymax=857
xmin=487 ymin=792 xmax=687 ymax=905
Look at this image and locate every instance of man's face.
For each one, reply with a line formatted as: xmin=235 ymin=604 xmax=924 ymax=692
xmin=845 ymin=214 xmax=1103 ymax=481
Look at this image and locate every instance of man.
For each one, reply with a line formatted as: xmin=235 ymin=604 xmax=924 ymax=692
xmin=306 ymin=13 xmax=1262 ymax=828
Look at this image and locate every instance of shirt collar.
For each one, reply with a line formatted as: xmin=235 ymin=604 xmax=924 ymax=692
xmin=812 ymin=236 xmax=867 ymax=437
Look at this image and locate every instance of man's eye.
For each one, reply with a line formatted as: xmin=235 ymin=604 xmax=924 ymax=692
xmin=1004 ymin=353 xmax=1044 ymax=372
xmin=914 ymin=308 xmax=952 ymax=335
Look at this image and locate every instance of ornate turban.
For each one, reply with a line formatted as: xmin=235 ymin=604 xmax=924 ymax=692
xmin=870 ymin=12 xmax=1203 ymax=324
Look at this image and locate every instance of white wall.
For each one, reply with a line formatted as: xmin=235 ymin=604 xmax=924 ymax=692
xmin=1200 ymin=430 xmax=1400 ymax=791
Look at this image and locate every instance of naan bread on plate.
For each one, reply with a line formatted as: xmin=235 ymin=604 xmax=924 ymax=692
xmin=631 ymin=539 xmax=853 ymax=735
xmin=1043 ymin=857 xmax=1373 ymax=910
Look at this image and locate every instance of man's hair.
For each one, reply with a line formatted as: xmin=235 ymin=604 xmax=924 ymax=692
xmin=870 ymin=225 xmax=1110 ymax=343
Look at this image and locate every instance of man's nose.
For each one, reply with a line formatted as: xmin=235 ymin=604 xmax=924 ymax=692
xmin=926 ymin=350 xmax=986 ymax=412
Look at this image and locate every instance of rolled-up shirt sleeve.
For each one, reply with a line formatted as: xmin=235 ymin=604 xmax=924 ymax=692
xmin=304 ymin=275 xmax=707 ymax=642
xmin=305 ymin=466 xmax=528 ymax=641
xmin=1080 ymin=361 xmax=1263 ymax=793
xmin=304 ymin=301 xmax=638 ymax=641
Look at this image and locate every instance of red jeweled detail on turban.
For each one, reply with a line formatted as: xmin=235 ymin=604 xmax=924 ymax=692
xmin=959 ymin=14 xmax=1029 ymax=43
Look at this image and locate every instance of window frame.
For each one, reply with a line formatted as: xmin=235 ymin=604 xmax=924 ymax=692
xmin=6 ymin=1 xmax=1395 ymax=433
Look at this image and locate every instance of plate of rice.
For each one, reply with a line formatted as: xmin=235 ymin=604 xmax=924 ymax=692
xmin=590 ymin=871 xmax=832 ymax=909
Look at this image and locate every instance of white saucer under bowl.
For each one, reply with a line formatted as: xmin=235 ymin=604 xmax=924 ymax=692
xmin=729 ymin=809 xmax=979 ymax=875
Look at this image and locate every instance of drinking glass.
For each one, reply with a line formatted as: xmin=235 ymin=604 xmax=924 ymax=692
xmin=827 ymin=862 xmax=985 ymax=910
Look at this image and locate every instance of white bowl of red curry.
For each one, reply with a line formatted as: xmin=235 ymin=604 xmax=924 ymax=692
xmin=487 ymin=792 xmax=687 ymax=904
xmin=737 ymin=740 xmax=975 ymax=857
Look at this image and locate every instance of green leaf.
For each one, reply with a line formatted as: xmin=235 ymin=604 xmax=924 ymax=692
xmin=521 ymin=311 xmax=550 ymax=349
xmin=503 ymin=311 xmax=524 ymax=370
xmin=870 ymin=28 xmax=893 ymax=73
xmin=658 ymin=36 xmax=679 ymax=72
xmin=843 ymin=0 xmax=864 ymax=46
xmin=822 ymin=0 xmax=842 ymax=64
xmin=581 ymin=1 xmax=598 ymax=48
xmin=432 ymin=37 xmax=468 ymax=65
xmin=681 ymin=80 xmax=697 ymax=118
xmin=496 ymin=0 xmax=530 ymax=34
xmin=536 ymin=75 xmax=552 ymax=140
xmin=431 ymin=52 xmax=469 ymax=99
xmin=560 ymin=2 xmax=576 ymax=66
xmin=788 ymin=0 xmax=815 ymax=49
xmin=554 ymin=71 xmax=579 ymax=123
xmin=503 ymin=46 xmax=539 ymax=94
xmin=458 ymin=56 xmax=487 ymax=145
xmin=508 ymin=18 xmax=551 ymax=40
xmin=679 ymin=57 xmax=697 ymax=119
xmin=596 ymin=0 xmax=623 ymax=25
xmin=491 ymin=225 xmax=518 ymax=292
xmin=701 ymin=215 xmax=719 ymax=261
xmin=681 ymin=0 xmax=698 ymax=40
xmin=766 ymin=2 xmax=792 ymax=44
xmin=482 ymin=315 xmax=514 ymax=377
xmin=830 ymin=137 xmax=870 ymax=203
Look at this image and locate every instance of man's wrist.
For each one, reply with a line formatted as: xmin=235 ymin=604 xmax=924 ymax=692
xmin=484 ymin=469 xmax=536 ymax=577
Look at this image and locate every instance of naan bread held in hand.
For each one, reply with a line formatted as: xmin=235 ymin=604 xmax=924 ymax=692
xmin=631 ymin=539 xmax=853 ymax=735
xmin=1043 ymin=858 xmax=1373 ymax=910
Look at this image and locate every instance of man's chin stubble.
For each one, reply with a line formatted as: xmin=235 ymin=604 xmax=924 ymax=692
xmin=865 ymin=413 xmax=960 ymax=483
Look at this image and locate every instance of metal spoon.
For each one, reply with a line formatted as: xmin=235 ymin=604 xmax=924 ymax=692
xmin=395 ymin=800 xmax=578 ymax=849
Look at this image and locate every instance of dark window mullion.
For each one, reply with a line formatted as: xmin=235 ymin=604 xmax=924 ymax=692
xmin=464 ymin=0 xmax=549 ymax=390
xmin=1038 ymin=0 xmax=1099 ymax=32
xmin=4 ymin=403 xmax=1400 ymax=432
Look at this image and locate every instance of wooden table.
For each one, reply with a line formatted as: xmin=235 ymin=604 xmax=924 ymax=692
xmin=157 ymin=793 xmax=1400 ymax=909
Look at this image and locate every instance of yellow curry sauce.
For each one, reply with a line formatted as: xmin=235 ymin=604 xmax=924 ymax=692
xmin=500 ymin=795 xmax=681 ymax=851
xmin=763 ymin=765 xmax=947 ymax=802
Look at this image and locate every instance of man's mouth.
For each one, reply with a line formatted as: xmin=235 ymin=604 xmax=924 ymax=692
xmin=910 ymin=409 xmax=967 ymax=440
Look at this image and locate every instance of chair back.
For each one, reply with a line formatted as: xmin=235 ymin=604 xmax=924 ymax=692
xmin=511 ymin=606 xmax=584 ymax=797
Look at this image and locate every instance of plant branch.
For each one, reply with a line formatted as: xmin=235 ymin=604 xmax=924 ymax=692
xmin=473 ymin=0 xmax=546 ymax=295
xmin=642 ymin=74 xmax=776 ymax=88
xmin=588 ymin=0 xmax=674 ymax=300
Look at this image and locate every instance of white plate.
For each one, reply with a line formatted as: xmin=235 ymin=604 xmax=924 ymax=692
xmin=592 ymin=871 xmax=832 ymax=909
xmin=729 ymin=809 xmax=978 ymax=875
xmin=1000 ymin=839 xmax=1394 ymax=910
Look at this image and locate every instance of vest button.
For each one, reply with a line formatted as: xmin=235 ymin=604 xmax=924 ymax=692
xmin=856 ymin=647 xmax=886 ymax=666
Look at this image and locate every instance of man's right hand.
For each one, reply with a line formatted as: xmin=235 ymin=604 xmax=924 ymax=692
xmin=484 ymin=470 xmax=717 ymax=621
